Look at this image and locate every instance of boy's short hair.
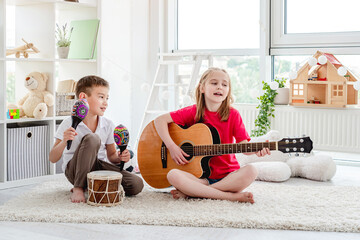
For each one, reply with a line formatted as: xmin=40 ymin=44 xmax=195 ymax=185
xmin=75 ymin=75 xmax=109 ymax=98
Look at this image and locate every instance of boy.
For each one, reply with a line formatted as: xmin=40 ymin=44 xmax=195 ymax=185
xmin=49 ymin=75 xmax=144 ymax=203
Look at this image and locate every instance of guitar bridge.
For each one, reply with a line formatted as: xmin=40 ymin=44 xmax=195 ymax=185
xmin=161 ymin=142 xmax=167 ymax=168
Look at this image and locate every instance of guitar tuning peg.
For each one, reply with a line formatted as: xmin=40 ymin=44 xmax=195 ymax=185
xmin=295 ymin=153 xmax=300 ymax=157
xmin=303 ymin=153 xmax=307 ymax=157
xmin=288 ymin=153 xmax=292 ymax=157
xmin=302 ymin=134 xmax=306 ymax=137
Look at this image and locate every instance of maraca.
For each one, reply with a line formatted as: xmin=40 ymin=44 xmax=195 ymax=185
xmin=67 ymin=98 xmax=89 ymax=150
xmin=114 ymin=124 xmax=129 ymax=170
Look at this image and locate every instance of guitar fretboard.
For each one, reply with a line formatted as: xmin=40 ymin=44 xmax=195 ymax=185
xmin=189 ymin=141 xmax=278 ymax=156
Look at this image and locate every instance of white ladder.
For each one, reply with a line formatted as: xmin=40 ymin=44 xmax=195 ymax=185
xmin=135 ymin=52 xmax=213 ymax=152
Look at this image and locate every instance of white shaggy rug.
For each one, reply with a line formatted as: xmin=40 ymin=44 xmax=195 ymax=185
xmin=0 ymin=180 xmax=359 ymax=232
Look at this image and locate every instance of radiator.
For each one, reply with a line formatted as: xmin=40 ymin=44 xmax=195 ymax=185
xmin=235 ymin=104 xmax=360 ymax=153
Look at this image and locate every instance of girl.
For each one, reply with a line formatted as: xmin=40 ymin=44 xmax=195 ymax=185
xmin=154 ymin=67 xmax=270 ymax=203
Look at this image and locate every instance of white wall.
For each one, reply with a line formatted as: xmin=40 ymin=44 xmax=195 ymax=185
xmin=102 ymin=0 xmax=154 ymax=148
xmin=130 ymin=0 xmax=152 ymax=147
xmin=101 ymin=0 xmax=132 ymax=133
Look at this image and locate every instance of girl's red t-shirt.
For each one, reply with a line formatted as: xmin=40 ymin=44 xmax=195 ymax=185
xmin=170 ymin=104 xmax=250 ymax=179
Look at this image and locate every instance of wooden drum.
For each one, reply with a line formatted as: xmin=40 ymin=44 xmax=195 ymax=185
xmin=87 ymin=170 xmax=125 ymax=207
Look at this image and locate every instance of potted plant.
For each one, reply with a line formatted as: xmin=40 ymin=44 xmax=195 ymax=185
xmin=274 ymin=81 xmax=290 ymax=105
xmin=251 ymin=78 xmax=287 ymax=137
xmin=55 ymin=23 xmax=73 ymax=59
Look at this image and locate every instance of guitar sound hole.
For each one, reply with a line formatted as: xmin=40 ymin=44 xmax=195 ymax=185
xmin=180 ymin=142 xmax=194 ymax=161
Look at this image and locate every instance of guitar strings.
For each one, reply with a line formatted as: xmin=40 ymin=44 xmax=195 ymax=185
xmin=178 ymin=143 xmax=276 ymax=148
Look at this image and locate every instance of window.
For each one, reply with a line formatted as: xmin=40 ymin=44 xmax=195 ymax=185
xmin=176 ymin=0 xmax=260 ymax=103
xmin=175 ymin=1 xmax=360 ymax=104
xmin=177 ymin=0 xmax=259 ymax=50
xmin=332 ymin=85 xmax=343 ymax=97
xmin=272 ymin=0 xmax=360 ymax=48
xmin=286 ymin=0 xmax=360 ymax=34
xmin=213 ymin=56 xmax=260 ymax=103
xmin=273 ymin=55 xmax=311 ymax=81
xmin=293 ymin=84 xmax=304 ymax=96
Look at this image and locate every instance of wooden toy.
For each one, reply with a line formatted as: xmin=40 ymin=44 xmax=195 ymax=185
xmin=6 ymin=38 xmax=40 ymax=58
xmin=290 ymin=51 xmax=359 ymax=108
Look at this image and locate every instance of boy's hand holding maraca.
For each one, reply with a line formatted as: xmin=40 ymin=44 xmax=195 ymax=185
xmin=118 ymin=149 xmax=130 ymax=163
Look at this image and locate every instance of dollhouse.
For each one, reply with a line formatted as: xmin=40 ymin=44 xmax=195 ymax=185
xmin=290 ymin=51 xmax=359 ymax=108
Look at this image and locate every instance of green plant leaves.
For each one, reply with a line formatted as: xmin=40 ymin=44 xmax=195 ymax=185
xmin=251 ymin=78 xmax=287 ymax=137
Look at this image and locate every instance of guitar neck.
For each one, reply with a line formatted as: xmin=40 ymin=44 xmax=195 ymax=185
xmin=192 ymin=141 xmax=278 ymax=156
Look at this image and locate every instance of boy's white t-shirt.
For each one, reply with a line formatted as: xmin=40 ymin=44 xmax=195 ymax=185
xmin=55 ymin=116 xmax=115 ymax=172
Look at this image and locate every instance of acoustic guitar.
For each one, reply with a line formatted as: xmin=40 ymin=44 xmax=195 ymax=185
xmin=137 ymin=121 xmax=313 ymax=189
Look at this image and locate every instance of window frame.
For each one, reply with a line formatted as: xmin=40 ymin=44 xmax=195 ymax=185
xmin=172 ymin=0 xmax=270 ymax=99
xmin=271 ymin=0 xmax=360 ymax=51
xmin=166 ymin=0 xmax=360 ymax=90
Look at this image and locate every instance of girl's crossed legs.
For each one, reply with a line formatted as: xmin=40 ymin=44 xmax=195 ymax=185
xmin=167 ymin=165 xmax=257 ymax=203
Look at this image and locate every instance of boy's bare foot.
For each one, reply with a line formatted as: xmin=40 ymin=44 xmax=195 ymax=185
xmin=71 ymin=187 xmax=86 ymax=203
xmin=170 ymin=189 xmax=188 ymax=199
xmin=232 ymin=191 xmax=254 ymax=203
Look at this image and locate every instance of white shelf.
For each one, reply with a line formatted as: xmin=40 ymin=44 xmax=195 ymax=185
xmin=0 ymin=0 xmax=101 ymax=184
xmin=6 ymin=117 xmax=55 ymax=123
xmin=55 ymin=115 xmax=70 ymax=121
xmin=56 ymin=1 xmax=97 ymax=10
xmin=56 ymin=58 xmax=97 ymax=63
xmin=5 ymin=57 xmax=55 ymax=62
xmin=5 ymin=57 xmax=97 ymax=63
xmin=7 ymin=0 xmax=96 ymax=7
xmin=6 ymin=0 xmax=55 ymax=6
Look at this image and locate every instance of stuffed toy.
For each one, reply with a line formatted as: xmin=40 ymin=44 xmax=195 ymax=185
xmin=237 ymin=130 xmax=337 ymax=182
xmin=18 ymin=72 xmax=54 ymax=119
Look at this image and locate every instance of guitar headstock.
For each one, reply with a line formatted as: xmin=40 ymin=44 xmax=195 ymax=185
xmin=278 ymin=136 xmax=313 ymax=154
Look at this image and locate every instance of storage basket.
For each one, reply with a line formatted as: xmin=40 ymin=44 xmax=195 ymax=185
xmin=7 ymin=124 xmax=50 ymax=181
xmin=56 ymin=92 xmax=76 ymax=116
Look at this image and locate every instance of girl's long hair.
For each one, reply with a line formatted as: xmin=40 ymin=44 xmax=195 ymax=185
xmin=195 ymin=67 xmax=234 ymax=122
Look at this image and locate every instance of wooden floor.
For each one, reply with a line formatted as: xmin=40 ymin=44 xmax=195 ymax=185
xmin=0 ymin=163 xmax=359 ymax=240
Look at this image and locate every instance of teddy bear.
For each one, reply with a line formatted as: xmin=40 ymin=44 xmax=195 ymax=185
xmin=236 ymin=130 xmax=337 ymax=182
xmin=18 ymin=71 xmax=54 ymax=119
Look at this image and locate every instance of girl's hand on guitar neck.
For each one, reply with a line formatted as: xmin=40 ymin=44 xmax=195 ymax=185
xmin=168 ymin=143 xmax=190 ymax=165
xmin=242 ymin=140 xmax=271 ymax=157
xmin=255 ymin=147 xmax=271 ymax=157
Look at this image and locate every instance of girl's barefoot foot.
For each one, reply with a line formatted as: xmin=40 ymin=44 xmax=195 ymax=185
xmin=233 ymin=192 xmax=254 ymax=203
xmin=170 ymin=189 xmax=188 ymax=199
xmin=71 ymin=187 xmax=86 ymax=203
